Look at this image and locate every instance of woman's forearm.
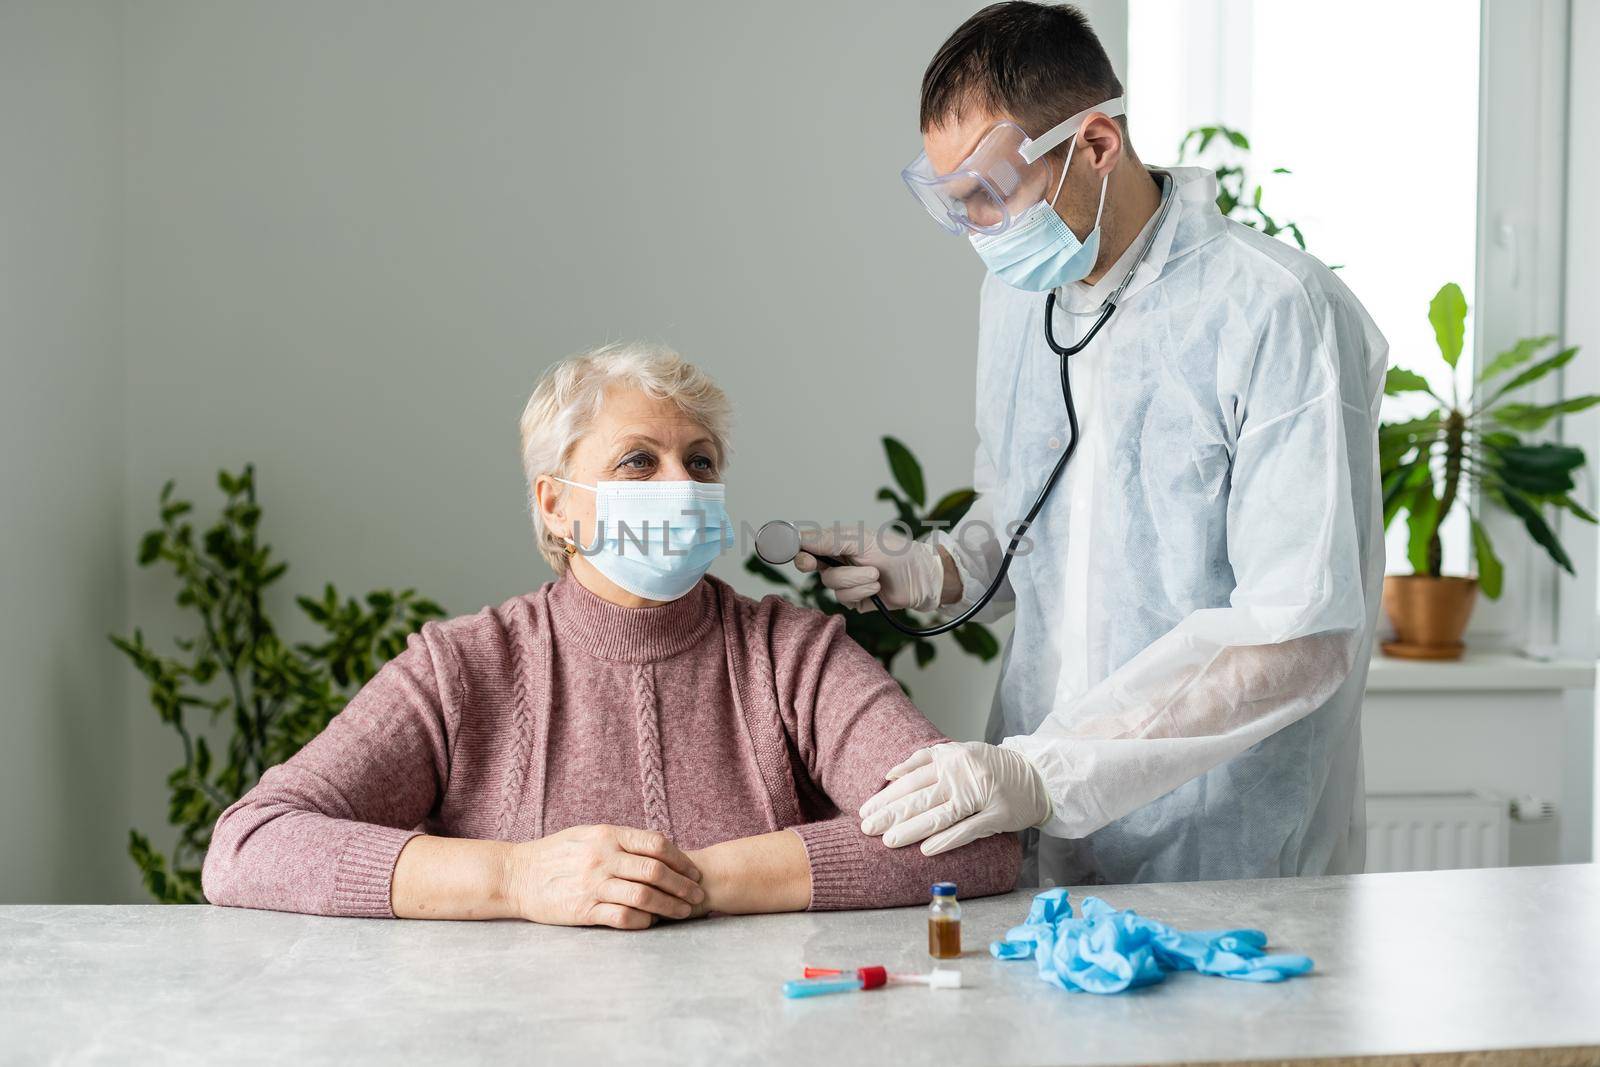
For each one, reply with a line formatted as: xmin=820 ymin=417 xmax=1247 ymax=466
xmin=391 ymin=835 xmax=519 ymax=920
xmin=393 ymin=826 xmax=708 ymax=926
xmin=394 ymin=830 xmax=808 ymax=921
xmin=687 ymin=830 xmax=811 ymax=915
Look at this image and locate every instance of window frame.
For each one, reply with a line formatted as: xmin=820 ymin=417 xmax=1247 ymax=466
xmin=1468 ymin=0 xmax=1583 ymax=656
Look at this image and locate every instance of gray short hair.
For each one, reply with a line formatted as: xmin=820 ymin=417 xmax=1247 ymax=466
xmin=519 ymin=342 xmax=732 ymax=571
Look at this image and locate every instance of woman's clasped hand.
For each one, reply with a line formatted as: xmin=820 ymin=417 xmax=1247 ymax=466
xmin=505 ymin=824 xmax=708 ymax=929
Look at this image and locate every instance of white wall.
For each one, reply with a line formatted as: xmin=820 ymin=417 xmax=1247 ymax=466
xmin=101 ymin=1 xmax=1125 ymax=901
xmin=0 ymin=0 xmax=126 ymax=902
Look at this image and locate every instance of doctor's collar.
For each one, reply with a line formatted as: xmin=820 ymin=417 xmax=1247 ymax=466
xmin=1055 ymin=170 xmax=1175 ymax=314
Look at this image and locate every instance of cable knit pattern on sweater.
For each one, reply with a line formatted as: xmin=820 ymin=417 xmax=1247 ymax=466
xmin=202 ymin=575 xmax=1020 ymax=917
xmin=494 ymin=619 xmax=535 ymax=842
xmin=630 ymin=664 xmax=670 ymax=834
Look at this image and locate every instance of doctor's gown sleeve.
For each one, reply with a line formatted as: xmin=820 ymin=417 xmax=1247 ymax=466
xmin=1003 ymin=287 xmax=1381 ymax=841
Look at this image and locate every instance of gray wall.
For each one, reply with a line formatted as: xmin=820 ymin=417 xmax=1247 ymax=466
xmin=0 ymin=0 xmax=126 ymax=902
xmin=3 ymin=1 xmax=1126 ymax=902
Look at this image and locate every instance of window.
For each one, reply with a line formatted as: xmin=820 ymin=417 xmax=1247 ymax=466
xmin=1128 ymin=0 xmax=1483 ymax=574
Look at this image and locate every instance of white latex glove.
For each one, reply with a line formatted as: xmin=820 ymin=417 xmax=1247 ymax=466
xmin=794 ymin=525 xmax=944 ymax=612
xmin=858 ymin=741 xmax=1051 ymax=856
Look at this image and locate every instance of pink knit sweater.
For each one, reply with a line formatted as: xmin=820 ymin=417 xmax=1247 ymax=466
xmin=202 ymin=574 xmax=1020 ymax=916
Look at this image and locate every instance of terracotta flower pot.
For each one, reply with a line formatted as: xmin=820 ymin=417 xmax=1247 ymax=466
xmin=1381 ymin=575 xmax=1478 ymax=660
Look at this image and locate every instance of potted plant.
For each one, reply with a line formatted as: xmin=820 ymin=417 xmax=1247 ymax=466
xmin=1380 ymin=283 xmax=1599 ymax=658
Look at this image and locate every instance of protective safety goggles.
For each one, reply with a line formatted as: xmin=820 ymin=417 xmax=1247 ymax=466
xmin=901 ymin=97 xmax=1125 ymax=236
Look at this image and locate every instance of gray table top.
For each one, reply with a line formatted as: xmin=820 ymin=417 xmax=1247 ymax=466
xmin=4 ymin=864 xmax=1598 ymax=1066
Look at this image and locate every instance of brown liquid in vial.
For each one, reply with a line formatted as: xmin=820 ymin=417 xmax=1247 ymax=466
xmin=928 ymin=915 xmax=962 ymax=959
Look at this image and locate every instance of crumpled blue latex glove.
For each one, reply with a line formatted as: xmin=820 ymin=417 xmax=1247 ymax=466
xmin=990 ymin=888 xmax=1313 ymax=994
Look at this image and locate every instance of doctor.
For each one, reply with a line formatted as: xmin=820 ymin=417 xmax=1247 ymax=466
xmin=795 ymin=1 xmax=1388 ymax=886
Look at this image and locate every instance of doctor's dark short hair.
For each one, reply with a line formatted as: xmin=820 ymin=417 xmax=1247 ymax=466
xmin=920 ymin=1 xmax=1124 ymax=144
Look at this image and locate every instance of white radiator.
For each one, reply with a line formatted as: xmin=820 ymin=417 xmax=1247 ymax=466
xmin=1364 ymin=790 xmax=1509 ymax=873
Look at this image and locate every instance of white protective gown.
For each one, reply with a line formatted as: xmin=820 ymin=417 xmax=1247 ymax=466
xmin=932 ymin=167 xmax=1387 ymax=886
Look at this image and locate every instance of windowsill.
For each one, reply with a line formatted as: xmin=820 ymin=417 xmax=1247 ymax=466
xmin=1365 ymin=649 xmax=1596 ymax=693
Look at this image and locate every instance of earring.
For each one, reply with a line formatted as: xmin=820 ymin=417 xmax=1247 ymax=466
xmin=563 ymin=540 xmax=577 ymax=559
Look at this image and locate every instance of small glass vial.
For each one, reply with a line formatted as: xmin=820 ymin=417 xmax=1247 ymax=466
xmin=928 ymin=882 xmax=961 ymax=959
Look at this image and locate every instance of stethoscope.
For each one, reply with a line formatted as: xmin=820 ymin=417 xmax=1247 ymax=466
xmin=756 ymin=173 xmax=1176 ymax=638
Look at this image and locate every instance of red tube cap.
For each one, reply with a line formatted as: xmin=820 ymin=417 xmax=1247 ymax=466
xmin=856 ymin=965 xmax=888 ymax=990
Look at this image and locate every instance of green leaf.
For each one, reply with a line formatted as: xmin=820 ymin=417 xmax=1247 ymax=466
xmin=1498 ymin=487 xmax=1575 ymax=574
xmin=1488 ymin=395 xmax=1600 ymax=432
xmin=876 ymin=487 xmax=919 ymax=533
xmin=1379 ymin=415 xmax=1445 ymax=439
xmin=882 ymin=437 xmax=926 ymax=508
xmin=1225 ymin=127 xmax=1250 ymax=149
xmin=1477 ymin=335 xmax=1556 ymax=385
xmin=1483 ymin=346 xmax=1578 ymax=406
xmin=951 ymin=622 xmax=1001 ymax=661
xmin=138 ymin=530 xmax=165 ymax=565
xmin=1405 ymin=476 xmax=1440 ymax=574
xmin=1428 ymin=283 xmax=1468 ymax=368
xmin=1496 ymin=442 xmax=1585 ymax=473
xmin=925 ymin=488 xmax=978 ymax=527
xmin=1552 ymin=495 xmax=1599 ymax=524
xmin=410 ymin=597 xmax=446 ymax=618
xmin=914 ymin=640 xmax=935 ymax=668
xmin=1384 ymin=367 xmax=1436 ymax=398
xmin=1479 ymin=430 xmax=1518 ymax=450
xmin=1488 ymin=442 xmax=1585 ymax=496
xmin=1470 ymin=517 xmax=1503 ymax=599
xmin=1383 ymin=460 xmax=1430 ymax=529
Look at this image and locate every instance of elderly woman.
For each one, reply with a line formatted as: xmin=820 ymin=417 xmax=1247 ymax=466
xmin=202 ymin=343 xmax=1019 ymax=927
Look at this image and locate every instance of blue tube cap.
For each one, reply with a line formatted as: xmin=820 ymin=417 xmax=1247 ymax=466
xmin=932 ymin=882 xmax=957 ymax=896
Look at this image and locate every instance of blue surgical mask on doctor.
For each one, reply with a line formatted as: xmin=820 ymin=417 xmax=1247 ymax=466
xmin=968 ymin=137 xmax=1108 ymax=291
xmin=555 ymin=478 xmax=732 ymax=602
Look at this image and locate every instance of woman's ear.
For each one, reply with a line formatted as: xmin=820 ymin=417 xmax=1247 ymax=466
xmin=535 ymin=475 xmax=569 ymax=542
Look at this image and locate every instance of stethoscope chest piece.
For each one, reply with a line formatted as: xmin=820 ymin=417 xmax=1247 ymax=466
xmin=754 ymin=519 xmax=803 ymax=566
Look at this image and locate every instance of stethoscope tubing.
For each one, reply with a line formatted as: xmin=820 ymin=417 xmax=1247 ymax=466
xmin=825 ymin=173 xmax=1175 ymax=639
xmin=840 ymin=298 xmax=1099 ymax=637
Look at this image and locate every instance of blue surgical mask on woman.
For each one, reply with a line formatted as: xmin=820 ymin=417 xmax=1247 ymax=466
xmin=554 ymin=478 xmax=731 ymax=602
xmin=969 ymin=137 xmax=1108 ymax=292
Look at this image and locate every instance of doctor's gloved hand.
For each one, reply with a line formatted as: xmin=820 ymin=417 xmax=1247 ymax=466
xmin=859 ymin=742 xmax=1051 ymax=856
xmin=794 ymin=525 xmax=948 ymax=612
